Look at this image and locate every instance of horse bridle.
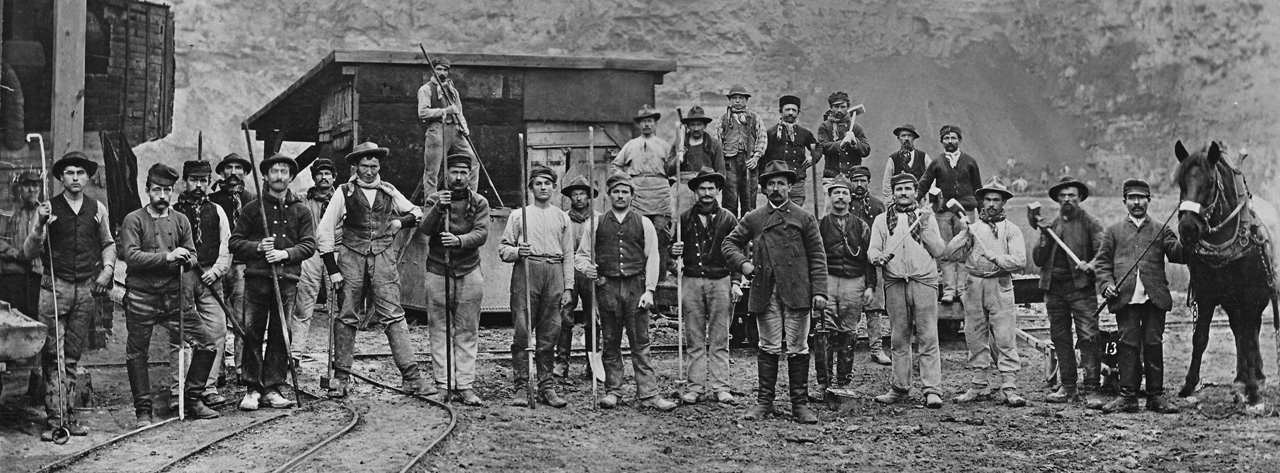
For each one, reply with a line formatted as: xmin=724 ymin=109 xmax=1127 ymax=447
xmin=1179 ymin=158 xmax=1248 ymax=247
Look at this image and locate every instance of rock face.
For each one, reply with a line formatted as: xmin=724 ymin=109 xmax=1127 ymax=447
xmin=139 ymin=0 xmax=1280 ymax=201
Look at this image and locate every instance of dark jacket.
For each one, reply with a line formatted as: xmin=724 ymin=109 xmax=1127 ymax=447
xmin=119 ymin=207 xmax=195 ymax=293
xmin=672 ymin=134 xmax=725 ymax=175
xmin=1032 ymin=209 xmax=1104 ymax=291
xmin=762 ymin=123 xmax=817 ymax=179
xmin=418 ymin=189 xmax=489 ymax=277
xmin=722 ymin=200 xmax=828 ymax=312
xmin=1094 ymin=217 xmax=1184 ymax=312
xmin=230 ymin=190 xmax=316 ymax=281
xmin=816 ymin=119 xmax=871 ymax=177
xmin=820 ymin=212 xmax=872 ymax=279
xmin=920 ymin=152 xmax=982 ymax=210
xmin=675 ymin=206 xmax=739 ymax=279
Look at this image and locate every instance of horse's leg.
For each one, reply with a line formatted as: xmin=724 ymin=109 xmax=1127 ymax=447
xmin=1225 ymin=306 xmax=1263 ymax=406
xmin=1180 ymin=303 xmax=1216 ymax=398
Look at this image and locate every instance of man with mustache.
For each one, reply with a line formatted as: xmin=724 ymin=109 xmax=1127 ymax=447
xmin=575 ymin=173 xmax=677 ymax=412
xmin=669 ymin=167 xmax=741 ymax=405
xmin=919 ymin=125 xmax=982 ymax=303
xmin=290 ymin=157 xmax=337 ymax=364
xmin=612 ymin=105 xmax=677 ymax=285
xmin=419 ymin=155 xmax=489 ymax=406
xmin=318 ymin=144 xmax=425 ymax=398
xmin=813 ymin=175 xmax=874 ymax=398
xmin=26 ymin=152 xmax=116 ymax=438
xmin=167 ymin=159 xmax=232 ymax=416
xmin=230 ymin=154 xmax=316 ymax=410
xmin=868 ymin=173 xmax=947 ymax=409
xmin=761 ymin=95 xmax=818 ymax=206
xmin=121 ymin=164 xmax=207 ymax=426
xmin=418 ymin=57 xmax=479 ymax=192
xmin=844 ymin=166 xmax=891 ymax=366
xmin=1032 ymin=177 xmax=1105 ymax=405
xmin=672 ymin=106 xmax=724 ymax=175
xmin=723 ymin=161 xmax=828 ymax=424
xmin=1093 ymin=179 xmax=1184 ymax=414
xmin=943 ymin=178 xmax=1027 ymax=407
xmin=1 ymin=171 xmax=43 ymax=317
xmin=711 ymin=85 xmax=768 ymax=215
xmin=880 ymin=125 xmax=928 ymax=203
xmin=816 ymin=91 xmax=871 ymax=181
xmin=209 ymin=153 xmax=252 ymax=382
xmin=554 ymin=175 xmax=598 ymax=379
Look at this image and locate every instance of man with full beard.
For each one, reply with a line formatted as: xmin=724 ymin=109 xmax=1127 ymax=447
xmin=669 ymin=167 xmax=741 ymax=405
xmin=919 ymin=125 xmax=982 ymax=303
xmin=290 ymin=157 xmax=337 ymax=363
xmin=554 ymin=175 xmax=598 ymax=379
xmin=761 ymin=95 xmax=818 ymax=206
xmin=1032 ymin=177 xmax=1105 ymax=405
xmin=711 ymin=85 xmax=768 ymax=215
xmin=0 ymin=171 xmax=43 ymax=317
xmin=816 ymin=91 xmax=871 ymax=180
xmin=943 ymin=178 xmax=1027 ymax=407
xmin=880 ymin=125 xmax=928 ymax=203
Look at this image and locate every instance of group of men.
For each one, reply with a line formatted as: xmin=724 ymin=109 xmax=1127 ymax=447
xmin=8 ymin=76 xmax=1187 ymax=441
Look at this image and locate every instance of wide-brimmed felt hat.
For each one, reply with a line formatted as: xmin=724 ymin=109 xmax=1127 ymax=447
xmin=756 ymin=160 xmax=796 ymax=186
xmin=827 ymin=175 xmax=854 ymax=194
xmin=827 ymin=91 xmax=850 ymax=105
xmin=1048 ymin=176 xmax=1090 ymax=202
xmin=215 ymin=153 xmax=251 ymax=175
xmin=311 ymin=157 xmax=336 ymax=176
xmin=51 ymin=151 xmax=98 ymax=178
xmin=890 ymin=172 xmax=919 ymax=190
xmin=681 ymin=106 xmax=713 ymax=125
xmin=633 ymin=105 xmax=661 ymax=123
xmin=975 ymin=177 xmax=1013 ymax=201
xmin=182 ymin=160 xmax=212 ymax=179
xmin=1122 ymin=178 xmax=1151 ymax=197
xmin=259 ymin=153 xmax=299 ymax=176
xmin=147 ymin=163 xmax=179 ymax=187
xmin=726 ymin=84 xmax=752 ymax=98
xmin=687 ymin=166 xmax=726 ymax=191
xmin=560 ymin=174 xmax=598 ymax=198
xmin=779 ymin=95 xmax=802 ymax=110
xmin=892 ymin=124 xmax=920 ymax=139
xmin=606 ymin=172 xmax=633 ymax=191
xmin=939 ymin=125 xmax=962 ymax=140
xmin=345 ymin=142 xmax=390 ymax=165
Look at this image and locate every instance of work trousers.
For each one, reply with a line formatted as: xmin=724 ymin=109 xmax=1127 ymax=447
xmin=962 ymin=274 xmax=1021 ymax=390
xmin=723 ymin=154 xmax=757 ymax=216
xmin=818 ymin=275 xmax=870 ymax=336
xmin=241 ymin=278 xmax=297 ymax=393
xmin=1116 ymin=302 xmax=1167 ymax=398
xmin=168 ymin=271 xmax=229 ymax=397
xmin=39 ymin=277 xmax=94 ymax=419
xmin=125 ymin=283 xmax=213 ymax=412
xmin=290 ymin=252 xmax=326 ymax=359
xmin=1 ymin=272 xmax=40 ymax=319
xmin=934 ymin=210 xmax=974 ymax=297
xmin=219 ymin=264 xmax=246 ymax=376
xmin=757 ymin=289 xmax=811 ymax=356
xmin=598 ymin=274 xmax=659 ymax=400
xmin=422 ymin=121 xmax=479 ymax=192
xmin=1045 ymin=282 xmax=1100 ymax=389
xmin=884 ymin=279 xmax=942 ymax=396
xmin=556 ymin=270 xmax=595 ymax=368
xmin=681 ymin=276 xmax=732 ymax=394
xmin=337 ymin=246 xmax=406 ymax=327
xmin=426 ymin=270 xmax=483 ymax=390
xmin=510 ymin=259 xmax=565 ymax=391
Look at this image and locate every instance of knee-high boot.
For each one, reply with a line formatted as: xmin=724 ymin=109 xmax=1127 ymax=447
xmin=386 ymin=320 xmax=428 ymax=393
xmin=126 ymin=358 xmax=153 ymax=421
xmin=744 ymin=351 xmax=778 ymax=420
xmin=810 ymin=333 xmax=830 ymax=399
xmin=834 ymin=332 xmax=854 ymax=387
xmin=788 ymin=354 xmax=819 ymax=424
xmin=329 ymin=321 xmax=357 ymax=397
xmin=1101 ymin=343 xmax=1141 ymax=413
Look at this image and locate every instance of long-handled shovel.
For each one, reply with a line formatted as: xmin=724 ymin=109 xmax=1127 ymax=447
xmin=241 ymin=123 xmax=303 ymax=407
xmin=586 ymin=127 xmax=604 ymax=405
xmin=29 ymin=133 xmax=70 ymax=444
xmin=673 ymin=112 xmax=686 ymax=383
xmin=518 ymin=133 xmax=536 ymax=409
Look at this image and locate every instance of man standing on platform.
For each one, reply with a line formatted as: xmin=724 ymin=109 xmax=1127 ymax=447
xmin=26 ymin=153 xmax=116 ymax=438
xmin=418 ymin=57 xmax=479 ymax=192
xmin=943 ymin=178 xmax=1027 ymax=407
xmin=761 ymin=95 xmax=818 ymax=206
xmin=672 ymin=106 xmax=724 ymax=175
xmin=230 ymin=154 xmax=316 ymax=411
xmin=723 ymin=161 xmax=828 ymax=424
xmin=846 ymin=166 xmax=891 ymax=366
xmin=290 ymin=157 xmax=337 ymax=363
xmin=555 ymin=175 xmax=597 ymax=379
xmin=1 ymin=171 xmax=43 ymax=317
xmin=670 ymin=167 xmax=741 ymax=405
xmin=816 ymin=91 xmax=871 ymax=181
xmin=500 ymin=165 xmax=573 ymax=408
xmin=711 ymin=85 xmax=767 ymax=215
xmin=612 ymin=105 xmax=676 ymax=283
xmin=575 ymin=173 xmax=677 ymax=412
xmin=919 ymin=125 xmax=982 ymax=303
xmin=420 ymin=155 xmax=489 ymax=406
xmin=318 ymin=144 xmax=426 ymax=398
xmin=880 ymin=125 xmax=928 ymax=203
xmin=814 ymin=175 xmax=874 ymax=396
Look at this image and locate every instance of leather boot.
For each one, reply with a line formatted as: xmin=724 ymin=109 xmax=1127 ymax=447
xmin=810 ymin=333 xmax=830 ymax=401
xmin=1143 ymin=343 xmax=1179 ymax=413
xmin=1044 ymin=385 xmax=1078 ymax=404
xmin=125 ymin=358 xmax=153 ymax=425
xmin=744 ymin=351 xmax=778 ymax=420
xmin=329 ymin=321 xmax=358 ymax=398
xmin=1079 ymin=340 xmax=1102 ymax=392
xmin=1101 ymin=343 xmax=1141 ymax=414
xmin=387 ymin=320 xmax=427 ymax=392
xmin=184 ymin=350 xmax=220 ymax=419
xmin=788 ymin=354 xmax=819 ymax=424
xmin=833 ymin=332 xmax=854 ymax=388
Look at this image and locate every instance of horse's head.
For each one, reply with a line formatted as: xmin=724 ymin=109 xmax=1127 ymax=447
xmin=1173 ymin=140 xmax=1224 ymax=245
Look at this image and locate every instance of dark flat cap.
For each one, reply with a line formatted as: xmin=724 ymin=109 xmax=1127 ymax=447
xmin=147 ymin=163 xmax=180 ymax=187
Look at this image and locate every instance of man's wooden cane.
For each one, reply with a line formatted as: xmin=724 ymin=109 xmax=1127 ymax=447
xmin=519 ymin=133 xmax=536 ymax=409
xmin=674 ymin=109 xmax=686 ymax=383
xmin=241 ymin=122 xmax=303 ymax=407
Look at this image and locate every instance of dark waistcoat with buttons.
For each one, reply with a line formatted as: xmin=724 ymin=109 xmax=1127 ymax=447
xmin=595 ymin=210 xmax=646 ymax=278
xmin=340 ymin=183 xmax=399 ymax=256
xmin=44 ymin=194 xmax=104 ymax=281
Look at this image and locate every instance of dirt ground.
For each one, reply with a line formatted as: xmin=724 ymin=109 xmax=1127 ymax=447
xmin=4 ymin=301 xmax=1280 ymax=472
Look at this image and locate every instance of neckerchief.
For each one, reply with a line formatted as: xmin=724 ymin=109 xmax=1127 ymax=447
xmin=851 ymin=190 xmax=873 ymax=222
xmin=307 ymin=185 xmax=334 ymax=204
xmin=568 ymin=206 xmax=591 ymax=224
xmin=351 ymin=174 xmax=384 ymax=189
xmin=887 ymin=200 xmax=922 ymax=241
xmin=776 ymin=122 xmax=796 ymax=143
xmin=978 ymin=207 xmax=1005 ymax=238
xmin=175 ymin=190 xmax=208 ymax=245
xmin=696 ymin=199 xmax=720 ymax=216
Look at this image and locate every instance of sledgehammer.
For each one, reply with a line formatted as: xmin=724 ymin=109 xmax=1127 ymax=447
xmin=1027 ymin=202 xmax=1085 ymax=268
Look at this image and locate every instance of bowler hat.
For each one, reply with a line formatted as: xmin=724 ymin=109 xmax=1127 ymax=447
xmin=779 ymin=95 xmax=802 ymax=110
xmin=756 ymin=160 xmax=796 ymax=186
xmin=311 ymin=157 xmax=336 ymax=176
xmin=344 ymin=142 xmax=390 ymax=165
xmin=182 ymin=160 xmax=212 ymax=179
xmin=1122 ymin=179 xmax=1151 ymax=197
xmin=259 ymin=153 xmax=299 ymax=176
xmin=51 ymin=151 xmax=98 ymax=178
xmin=681 ymin=106 xmax=713 ymax=125
xmin=892 ymin=124 xmax=920 ymax=139
xmin=215 ymin=153 xmax=251 ymax=175
xmin=633 ymin=105 xmax=661 ymax=123
xmin=560 ymin=175 xmax=598 ymax=198
xmin=687 ymin=166 xmax=726 ymax=191
xmin=606 ymin=172 xmax=633 ymax=192
xmin=975 ymin=177 xmax=1013 ymax=201
xmin=1048 ymin=176 xmax=1090 ymax=202
xmin=147 ymin=163 xmax=180 ymax=187
xmin=939 ymin=125 xmax=963 ymax=140
xmin=725 ymin=84 xmax=752 ymax=98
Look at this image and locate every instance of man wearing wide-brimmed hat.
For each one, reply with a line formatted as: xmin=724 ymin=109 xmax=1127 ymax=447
xmin=723 ymin=160 xmax=829 ymax=424
xmin=290 ymin=157 xmax=339 ymax=365
xmin=672 ymin=106 xmax=724 ymax=176
xmin=711 ymin=84 xmax=768 ymax=215
xmin=212 ymin=152 xmax=255 ymax=206
xmin=0 ymin=170 xmax=44 ymax=317
xmin=318 ymin=143 xmax=426 ymax=399
xmin=612 ymin=104 xmax=677 ymax=283
xmin=762 ymin=95 xmax=819 ymax=206
xmin=575 ymin=172 xmax=678 ymax=412
xmin=813 ymin=175 xmax=875 ymax=398
xmin=816 ymin=91 xmax=871 ymax=180
xmin=418 ymin=56 xmax=479 ymax=192
xmin=230 ymin=153 xmax=317 ymax=411
xmin=942 ymin=177 xmax=1027 ymax=407
xmin=669 ymin=167 xmax=741 ymax=405
xmin=880 ymin=124 xmax=928 ymax=202
xmin=1032 ymin=176 xmax=1106 ymax=405
xmin=554 ymin=174 xmax=599 ymax=379
xmin=24 ymin=152 xmax=116 ymax=438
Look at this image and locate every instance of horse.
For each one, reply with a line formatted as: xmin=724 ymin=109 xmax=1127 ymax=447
xmin=1173 ymin=140 xmax=1279 ymax=412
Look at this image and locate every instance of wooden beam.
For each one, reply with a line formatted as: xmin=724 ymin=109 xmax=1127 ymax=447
xmin=52 ymin=0 xmax=87 ymax=159
xmin=332 ymin=50 xmax=677 ymax=73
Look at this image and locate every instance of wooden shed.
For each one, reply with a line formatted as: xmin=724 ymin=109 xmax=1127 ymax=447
xmin=246 ymin=49 xmax=676 ymax=313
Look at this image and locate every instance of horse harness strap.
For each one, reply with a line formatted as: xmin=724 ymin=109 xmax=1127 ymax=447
xmin=1192 ymin=161 xmax=1258 ymax=268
